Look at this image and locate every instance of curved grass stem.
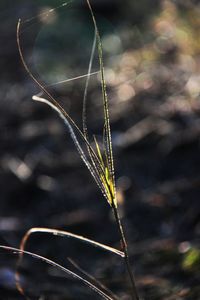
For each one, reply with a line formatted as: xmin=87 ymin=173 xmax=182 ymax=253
xmin=17 ymin=1 xmax=141 ymax=299
xmin=0 ymin=245 xmax=113 ymax=300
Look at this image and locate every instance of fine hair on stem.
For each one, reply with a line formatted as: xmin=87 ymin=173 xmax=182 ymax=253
xmin=0 ymin=1 xmax=141 ymax=299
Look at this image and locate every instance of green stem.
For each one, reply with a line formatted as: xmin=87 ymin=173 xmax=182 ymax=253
xmin=112 ymin=205 xmax=140 ymax=300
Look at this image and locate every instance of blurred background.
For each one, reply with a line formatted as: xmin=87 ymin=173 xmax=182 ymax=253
xmin=0 ymin=0 xmax=200 ymax=299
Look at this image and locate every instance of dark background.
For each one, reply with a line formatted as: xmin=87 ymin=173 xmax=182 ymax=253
xmin=0 ymin=0 xmax=200 ymax=299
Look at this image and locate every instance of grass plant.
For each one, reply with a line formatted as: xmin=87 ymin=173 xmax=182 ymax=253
xmin=1 ymin=1 xmax=140 ymax=299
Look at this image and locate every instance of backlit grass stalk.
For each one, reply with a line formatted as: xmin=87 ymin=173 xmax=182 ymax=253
xmin=112 ymin=204 xmax=139 ymax=300
xmin=16 ymin=0 xmax=140 ymax=299
xmin=87 ymin=1 xmax=139 ymax=299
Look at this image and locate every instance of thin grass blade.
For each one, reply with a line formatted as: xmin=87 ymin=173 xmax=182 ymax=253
xmin=19 ymin=227 xmax=125 ymax=258
xmin=17 ymin=19 xmax=111 ymax=204
xmin=0 ymin=245 xmax=114 ymax=300
xmin=86 ymin=0 xmax=116 ymax=207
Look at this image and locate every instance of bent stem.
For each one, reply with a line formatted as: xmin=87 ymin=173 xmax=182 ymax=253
xmin=0 ymin=245 xmax=113 ymax=300
xmin=15 ymin=227 xmax=123 ymax=299
xmin=17 ymin=1 xmax=140 ymax=298
xmin=112 ymin=204 xmax=139 ymax=300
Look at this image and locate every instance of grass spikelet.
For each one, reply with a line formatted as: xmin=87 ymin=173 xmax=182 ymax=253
xmin=15 ymin=1 xmax=140 ymax=299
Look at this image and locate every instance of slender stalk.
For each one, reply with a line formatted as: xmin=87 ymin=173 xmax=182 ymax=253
xmin=112 ymin=205 xmax=140 ymax=300
xmin=0 ymin=246 xmax=113 ymax=300
xmin=68 ymin=258 xmax=120 ymax=300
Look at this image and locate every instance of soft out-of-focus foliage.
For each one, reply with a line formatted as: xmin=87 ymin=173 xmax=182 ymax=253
xmin=102 ymin=0 xmax=200 ymax=122
xmin=182 ymin=247 xmax=200 ymax=271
